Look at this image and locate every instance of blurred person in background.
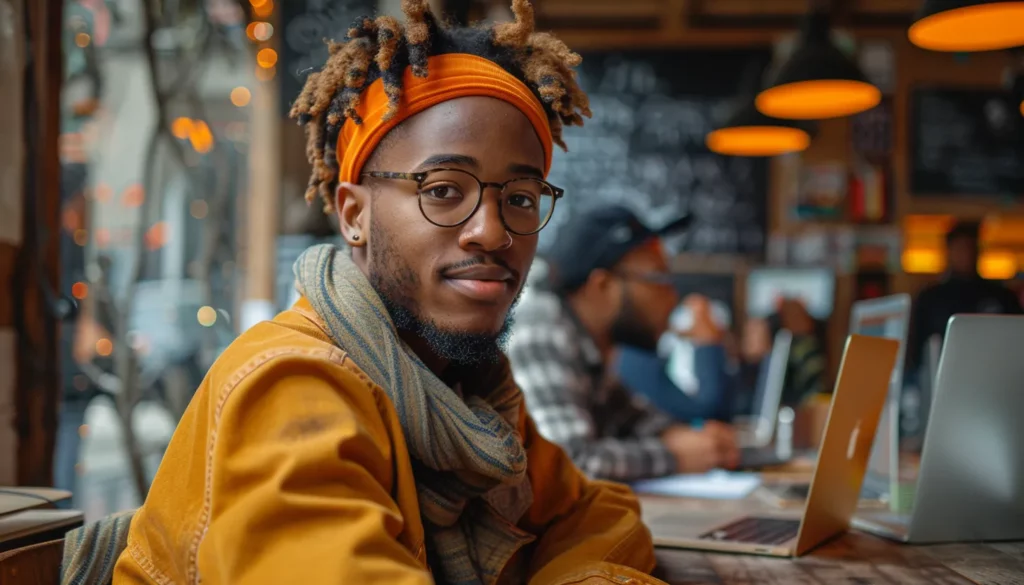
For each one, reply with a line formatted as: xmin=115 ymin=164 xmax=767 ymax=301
xmin=614 ymin=294 xmax=826 ymax=425
xmin=737 ymin=297 xmax=827 ymax=407
xmin=508 ymin=206 xmax=739 ymax=484
xmin=105 ymin=2 xmax=669 ymax=584
xmin=613 ymin=295 xmax=736 ymax=423
xmin=907 ymin=220 xmax=1022 ymax=378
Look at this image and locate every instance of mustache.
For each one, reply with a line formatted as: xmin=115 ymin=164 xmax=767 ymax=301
xmin=440 ymin=256 xmax=521 ymax=283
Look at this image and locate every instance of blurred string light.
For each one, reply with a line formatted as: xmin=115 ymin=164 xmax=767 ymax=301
xmin=245 ymin=21 xmax=274 ymax=42
xmin=95 ymin=228 xmax=111 ymax=248
xmin=145 ymin=221 xmax=168 ymax=251
xmin=187 ymin=120 xmax=215 ymax=153
xmin=253 ymin=0 xmax=273 ymax=18
xmin=75 ymin=32 xmax=91 ymax=47
xmin=171 ymin=116 xmax=193 ymax=139
xmin=121 ymin=183 xmax=145 ymax=208
xmin=253 ymin=23 xmax=274 ymax=42
xmin=71 ymin=281 xmax=88 ymax=299
xmin=256 ymin=48 xmax=278 ymax=68
xmin=94 ymin=183 xmax=113 ymax=203
xmin=95 ymin=338 xmax=113 ymax=357
xmin=230 ymin=86 xmax=251 ymax=107
xmin=197 ymin=306 xmax=218 ymax=327
xmin=190 ymin=199 xmax=209 ymax=219
xmin=74 ymin=229 xmax=88 ymax=246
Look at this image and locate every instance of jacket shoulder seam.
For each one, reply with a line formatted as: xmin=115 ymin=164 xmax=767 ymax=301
xmin=187 ymin=345 xmax=348 ymax=585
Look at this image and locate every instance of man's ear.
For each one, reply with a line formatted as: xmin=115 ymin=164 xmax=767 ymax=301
xmin=335 ymin=181 xmax=370 ymax=248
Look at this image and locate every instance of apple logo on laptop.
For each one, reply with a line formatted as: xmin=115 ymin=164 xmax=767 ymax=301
xmin=847 ymin=420 xmax=861 ymax=460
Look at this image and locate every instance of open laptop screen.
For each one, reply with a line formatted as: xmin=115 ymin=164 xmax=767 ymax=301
xmin=848 ymin=294 xmax=911 ymax=492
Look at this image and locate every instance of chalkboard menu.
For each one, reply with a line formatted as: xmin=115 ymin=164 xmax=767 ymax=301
xmin=280 ymin=0 xmax=376 ymax=117
xmin=540 ymin=49 xmax=771 ymax=257
xmin=910 ymin=87 xmax=1024 ymax=197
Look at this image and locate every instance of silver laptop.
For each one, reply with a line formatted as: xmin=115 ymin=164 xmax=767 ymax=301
xmin=736 ymin=329 xmax=792 ymax=449
xmin=756 ymin=294 xmax=911 ymax=505
xmin=644 ymin=335 xmax=898 ymax=557
xmin=854 ymin=314 xmax=1024 ymax=544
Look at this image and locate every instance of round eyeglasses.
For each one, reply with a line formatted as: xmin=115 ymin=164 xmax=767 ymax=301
xmin=362 ymin=168 xmax=563 ymax=236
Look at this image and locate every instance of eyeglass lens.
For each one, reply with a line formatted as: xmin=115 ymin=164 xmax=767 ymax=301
xmin=416 ymin=169 xmax=556 ymax=234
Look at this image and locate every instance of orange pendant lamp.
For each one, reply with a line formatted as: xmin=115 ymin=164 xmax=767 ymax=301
xmin=909 ymin=1 xmax=1024 ymax=52
xmin=755 ymin=10 xmax=881 ymax=120
xmin=707 ymin=101 xmax=813 ymax=157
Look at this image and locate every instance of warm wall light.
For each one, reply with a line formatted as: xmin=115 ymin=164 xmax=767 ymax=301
xmin=756 ymin=11 xmax=881 ymax=120
xmin=902 ymin=247 xmax=945 ymax=274
xmin=978 ymin=250 xmax=1018 ymax=279
xmin=909 ymin=1 xmax=1024 ymax=52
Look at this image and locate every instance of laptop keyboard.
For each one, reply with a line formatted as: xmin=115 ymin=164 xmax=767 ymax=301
xmin=698 ymin=516 xmax=800 ymax=545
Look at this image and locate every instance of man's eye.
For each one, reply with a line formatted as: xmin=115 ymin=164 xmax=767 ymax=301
xmin=422 ymin=185 xmax=463 ymax=200
xmin=507 ymin=193 xmax=536 ymax=209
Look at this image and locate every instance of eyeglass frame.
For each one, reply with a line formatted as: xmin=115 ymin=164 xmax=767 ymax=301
xmin=361 ymin=168 xmax=565 ymax=236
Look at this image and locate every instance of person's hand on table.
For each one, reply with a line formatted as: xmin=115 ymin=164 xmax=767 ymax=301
xmin=661 ymin=422 xmax=739 ymax=474
xmin=777 ymin=297 xmax=815 ymax=336
xmin=672 ymin=294 xmax=722 ymax=345
xmin=741 ymin=318 xmax=772 ymax=363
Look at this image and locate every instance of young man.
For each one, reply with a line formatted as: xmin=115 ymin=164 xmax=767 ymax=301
xmin=508 ymin=206 xmax=739 ymax=483
xmin=111 ymin=2 xmax=665 ymax=584
xmin=908 ymin=220 xmax=1022 ymax=376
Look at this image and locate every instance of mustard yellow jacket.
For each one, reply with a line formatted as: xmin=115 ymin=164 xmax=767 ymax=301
xmin=113 ymin=300 xmax=664 ymax=585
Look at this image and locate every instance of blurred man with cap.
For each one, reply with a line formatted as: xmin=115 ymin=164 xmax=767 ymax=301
xmin=508 ymin=206 xmax=738 ymax=482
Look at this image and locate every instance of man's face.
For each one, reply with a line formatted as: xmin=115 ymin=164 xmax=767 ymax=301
xmin=947 ymin=235 xmax=978 ymax=277
xmin=350 ymin=96 xmax=544 ymax=365
xmin=608 ymin=241 xmax=680 ymax=351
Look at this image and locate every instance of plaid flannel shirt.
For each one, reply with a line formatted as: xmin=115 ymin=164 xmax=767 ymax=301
xmin=508 ymin=287 xmax=678 ymax=482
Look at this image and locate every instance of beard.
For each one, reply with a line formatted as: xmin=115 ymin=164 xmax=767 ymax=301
xmin=366 ymin=213 xmax=520 ymax=367
xmin=609 ymin=291 xmax=661 ymax=352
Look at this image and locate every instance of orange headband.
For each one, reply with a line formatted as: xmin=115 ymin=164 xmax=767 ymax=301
xmin=336 ymin=53 xmax=553 ymax=184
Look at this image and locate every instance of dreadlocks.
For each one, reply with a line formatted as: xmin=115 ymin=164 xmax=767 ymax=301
xmin=289 ymin=0 xmax=591 ymax=213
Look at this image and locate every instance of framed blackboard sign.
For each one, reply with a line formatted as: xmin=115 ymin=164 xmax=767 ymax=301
xmin=280 ymin=0 xmax=376 ymax=117
xmin=539 ymin=49 xmax=771 ymax=258
xmin=909 ymin=87 xmax=1024 ymax=197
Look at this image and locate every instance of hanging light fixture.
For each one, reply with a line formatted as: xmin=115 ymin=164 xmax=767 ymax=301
xmin=755 ymin=8 xmax=881 ymax=120
xmin=707 ymin=101 xmax=813 ymax=157
xmin=709 ymin=59 xmax=815 ymax=157
xmin=909 ymin=1 xmax=1024 ymax=52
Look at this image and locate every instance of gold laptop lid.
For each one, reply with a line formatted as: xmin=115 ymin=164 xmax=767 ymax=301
xmin=794 ymin=334 xmax=899 ymax=556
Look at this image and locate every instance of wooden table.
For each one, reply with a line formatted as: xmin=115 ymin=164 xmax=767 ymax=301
xmin=655 ymin=534 xmax=1024 ymax=585
xmin=640 ymin=486 xmax=1024 ymax=585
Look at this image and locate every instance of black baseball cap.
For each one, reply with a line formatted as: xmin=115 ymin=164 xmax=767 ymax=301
xmin=543 ymin=205 xmax=691 ymax=293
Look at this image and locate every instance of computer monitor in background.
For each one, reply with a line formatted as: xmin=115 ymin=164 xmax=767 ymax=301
xmin=848 ymin=294 xmax=911 ymax=506
xmin=746 ymin=268 xmax=836 ymax=320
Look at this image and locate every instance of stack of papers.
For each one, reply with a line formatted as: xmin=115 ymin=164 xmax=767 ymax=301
xmin=632 ymin=470 xmax=762 ymax=500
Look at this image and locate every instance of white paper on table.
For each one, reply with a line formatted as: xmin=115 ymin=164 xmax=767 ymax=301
xmin=632 ymin=470 xmax=761 ymax=500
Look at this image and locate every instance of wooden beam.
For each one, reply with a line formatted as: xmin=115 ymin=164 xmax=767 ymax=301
xmin=14 ymin=0 xmax=63 ymax=487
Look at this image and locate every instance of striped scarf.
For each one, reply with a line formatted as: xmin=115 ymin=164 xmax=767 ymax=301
xmin=61 ymin=510 xmax=134 ymax=585
xmin=294 ymin=244 xmax=534 ymax=585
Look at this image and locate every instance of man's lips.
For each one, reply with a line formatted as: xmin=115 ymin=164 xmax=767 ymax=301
xmin=442 ymin=264 xmax=517 ymax=303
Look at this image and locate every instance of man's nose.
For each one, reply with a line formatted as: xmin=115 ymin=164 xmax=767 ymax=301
xmin=458 ymin=190 xmax=511 ymax=252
